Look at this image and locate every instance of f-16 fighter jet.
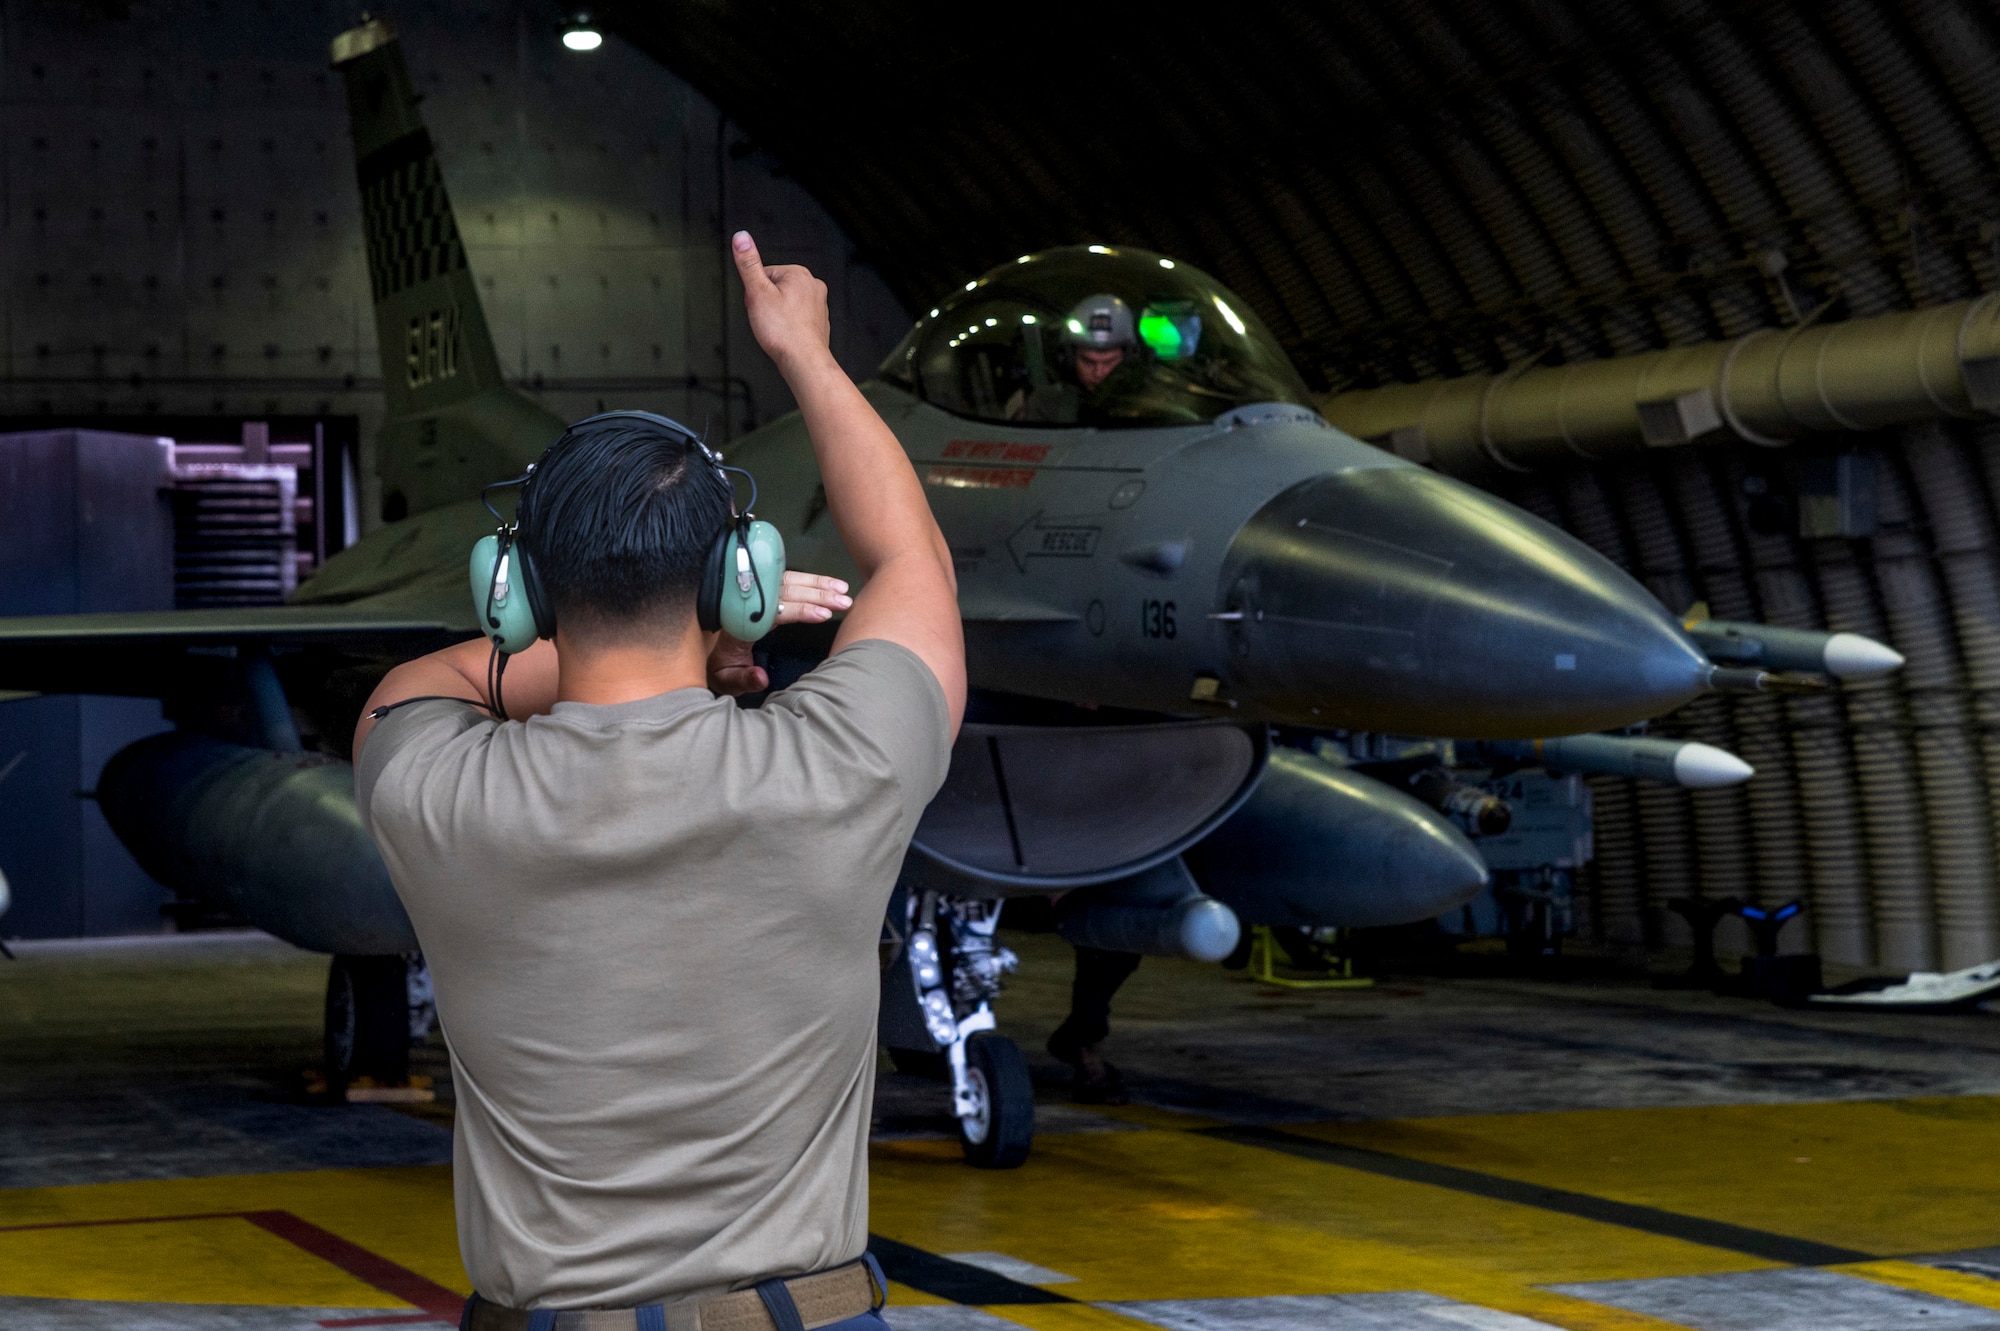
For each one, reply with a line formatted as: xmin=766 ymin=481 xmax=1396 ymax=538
xmin=0 ymin=19 xmax=1896 ymax=1167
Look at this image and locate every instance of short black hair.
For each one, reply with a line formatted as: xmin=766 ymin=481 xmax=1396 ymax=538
xmin=516 ymin=415 xmax=733 ymax=629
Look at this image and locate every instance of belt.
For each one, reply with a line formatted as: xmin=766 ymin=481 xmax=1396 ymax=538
xmin=463 ymin=1256 xmax=885 ymax=1331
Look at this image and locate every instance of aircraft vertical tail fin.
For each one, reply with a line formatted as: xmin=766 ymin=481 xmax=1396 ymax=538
xmin=330 ymin=19 xmax=563 ymax=521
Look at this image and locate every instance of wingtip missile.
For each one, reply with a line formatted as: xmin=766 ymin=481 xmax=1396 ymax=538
xmin=1685 ymin=617 xmax=1903 ymax=681
xmin=1822 ymin=631 xmax=1905 ymax=679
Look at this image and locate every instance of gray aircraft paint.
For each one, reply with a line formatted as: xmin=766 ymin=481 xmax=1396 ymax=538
xmin=737 ymin=383 xmax=1710 ymax=735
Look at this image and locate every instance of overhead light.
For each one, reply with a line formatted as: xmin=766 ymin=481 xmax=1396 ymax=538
xmin=1088 ymin=244 xmax=1111 ymax=254
xmin=965 ymin=281 xmax=978 ymax=291
xmin=929 ymin=308 xmax=940 ymax=318
xmin=1021 ymin=314 xmax=1037 ymax=324
xmin=561 ymin=12 xmax=603 ymax=50
xmin=1159 ymin=258 xmax=1176 ymax=269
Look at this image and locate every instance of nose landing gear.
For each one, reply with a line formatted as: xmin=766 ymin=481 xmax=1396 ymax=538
xmin=882 ymin=890 xmax=1034 ymax=1168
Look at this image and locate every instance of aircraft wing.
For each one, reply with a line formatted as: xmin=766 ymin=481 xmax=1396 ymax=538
xmin=0 ymin=603 xmax=469 ymax=699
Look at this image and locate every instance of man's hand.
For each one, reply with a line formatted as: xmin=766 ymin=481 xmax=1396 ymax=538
xmin=732 ymin=231 xmax=832 ymax=374
xmin=707 ymin=570 xmax=853 ymax=696
xmin=734 ymin=227 xmax=966 ymax=734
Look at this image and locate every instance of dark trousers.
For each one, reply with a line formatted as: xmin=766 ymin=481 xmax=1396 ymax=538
xmin=1048 ymin=946 xmax=1143 ymax=1058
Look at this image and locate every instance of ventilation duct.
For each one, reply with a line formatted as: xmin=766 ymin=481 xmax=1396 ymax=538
xmin=1321 ymin=296 xmax=2000 ymax=479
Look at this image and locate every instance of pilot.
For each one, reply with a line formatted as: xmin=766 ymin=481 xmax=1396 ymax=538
xmin=1068 ymin=292 xmax=1138 ymax=392
xmin=1007 ymin=293 xmax=1143 ymax=423
xmin=353 ymin=232 xmax=965 ymax=1326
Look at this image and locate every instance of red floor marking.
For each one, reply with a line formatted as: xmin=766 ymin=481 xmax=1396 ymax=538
xmin=241 ymin=1212 xmax=463 ymax=1321
xmin=0 ymin=1208 xmax=464 ymax=1324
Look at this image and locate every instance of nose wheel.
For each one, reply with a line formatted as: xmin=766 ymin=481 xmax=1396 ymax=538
xmin=956 ymin=1031 xmax=1034 ymax=1168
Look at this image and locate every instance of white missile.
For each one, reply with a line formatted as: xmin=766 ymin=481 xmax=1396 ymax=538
xmin=1472 ymin=735 xmax=1754 ymax=789
xmin=1821 ymin=632 xmax=1907 ymax=678
xmin=1682 ymin=606 xmax=1904 ymax=680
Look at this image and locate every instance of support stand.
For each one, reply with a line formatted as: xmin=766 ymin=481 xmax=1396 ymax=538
xmin=1655 ymin=896 xmax=1740 ymax=990
xmin=1736 ymin=900 xmax=1822 ymax=1006
xmin=1248 ymin=926 xmax=1373 ymax=990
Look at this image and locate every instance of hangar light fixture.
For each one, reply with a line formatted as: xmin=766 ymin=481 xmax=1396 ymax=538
xmin=561 ymin=12 xmax=604 ymax=50
xmin=1159 ymin=258 xmax=1176 ymax=269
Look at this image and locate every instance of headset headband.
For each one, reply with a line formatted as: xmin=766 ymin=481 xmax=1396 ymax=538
xmin=482 ymin=409 xmax=746 ymax=524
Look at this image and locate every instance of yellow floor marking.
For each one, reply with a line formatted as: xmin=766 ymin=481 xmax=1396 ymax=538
xmin=0 ymin=1215 xmax=400 ymax=1306
xmin=1840 ymin=1259 xmax=2000 ymax=1310
xmin=1076 ymin=1104 xmax=1229 ymax=1132
xmin=0 ymin=1166 xmax=464 ymax=1305
xmin=871 ymin=1127 xmax=1766 ymax=1309
xmin=1288 ymin=1096 xmax=2000 ymax=1256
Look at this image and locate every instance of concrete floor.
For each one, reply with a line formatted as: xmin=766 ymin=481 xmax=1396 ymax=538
xmin=3 ymin=929 xmax=2000 ymax=1329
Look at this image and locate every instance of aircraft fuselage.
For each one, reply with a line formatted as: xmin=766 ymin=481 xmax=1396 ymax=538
xmin=736 ymin=385 xmax=1711 ymax=739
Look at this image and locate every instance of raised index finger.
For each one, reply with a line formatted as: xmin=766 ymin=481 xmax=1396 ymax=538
xmin=730 ymin=230 xmax=770 ymax=289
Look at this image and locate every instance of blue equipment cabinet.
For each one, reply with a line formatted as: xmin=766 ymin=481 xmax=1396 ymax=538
xmin=0 ymin=431 xmax=177 ymax=939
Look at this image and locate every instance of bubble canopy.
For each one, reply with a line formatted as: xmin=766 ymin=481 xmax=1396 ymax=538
xmin=878 ymin=245 xmax=1316 ymax=429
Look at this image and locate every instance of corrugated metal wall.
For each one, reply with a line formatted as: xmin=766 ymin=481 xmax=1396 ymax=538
xmin=0 ymin=0 xmax=909 ymax=515
xmin=616 ymin=0 xmax=2000 ymax=968
xmin=1495 ymin=432 xmax=2000 ymax=970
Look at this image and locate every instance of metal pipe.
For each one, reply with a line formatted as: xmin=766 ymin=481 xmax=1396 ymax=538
xmin=1321 ymin=296 xmax=2000 ymax=478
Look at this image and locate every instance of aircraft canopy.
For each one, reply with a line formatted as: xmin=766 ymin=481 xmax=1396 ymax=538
xmin=879 ymin=245 xmax=1316 ymax=429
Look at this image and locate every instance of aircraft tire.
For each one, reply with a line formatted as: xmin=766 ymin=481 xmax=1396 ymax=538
xmin=324 ymin=954 xmax=411 ymax=1092
xmin=958 ymin=1034 xmax=1034 ymax=1169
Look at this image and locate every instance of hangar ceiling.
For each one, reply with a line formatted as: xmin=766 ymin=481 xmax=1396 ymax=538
xmin=605 ymin=0 xmax=2000 ymax=389
xmin=610 ymin=0 xmax=2000 ymax=973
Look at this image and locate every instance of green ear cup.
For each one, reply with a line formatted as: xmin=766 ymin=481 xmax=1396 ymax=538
xmin=719 ymin=519 xmax=787 ymax=643
xmin=469 ymin=533 xmax=542 ymax=654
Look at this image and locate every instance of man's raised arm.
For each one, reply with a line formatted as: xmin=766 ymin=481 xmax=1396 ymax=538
xmin=733 ymin=231 xmax=966 ymax=736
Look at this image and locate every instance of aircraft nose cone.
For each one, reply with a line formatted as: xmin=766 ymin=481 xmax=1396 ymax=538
xmin=1217 ymin=466 xmax=1709 ymax=737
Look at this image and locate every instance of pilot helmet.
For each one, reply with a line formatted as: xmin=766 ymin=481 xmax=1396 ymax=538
xmin=1065 ymin=294 xmax=1136 ymax=349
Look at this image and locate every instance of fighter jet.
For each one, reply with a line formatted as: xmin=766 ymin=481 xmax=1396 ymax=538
xmin=0 ymin=18 xmax=1897 ymax=1167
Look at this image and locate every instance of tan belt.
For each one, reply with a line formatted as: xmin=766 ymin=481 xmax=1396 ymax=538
xmin=465 ymin=1260 xmax=881 ymax=1331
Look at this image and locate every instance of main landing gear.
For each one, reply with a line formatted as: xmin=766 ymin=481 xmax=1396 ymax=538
xmin=884 ymin=891 xmax=1034 ymax=1168
xmin=323 ymin=953 xmax=435 ymax=1096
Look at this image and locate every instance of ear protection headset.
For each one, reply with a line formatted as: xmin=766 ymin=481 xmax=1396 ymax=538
xmin=468 ymin=410 xmax=786 ymax=659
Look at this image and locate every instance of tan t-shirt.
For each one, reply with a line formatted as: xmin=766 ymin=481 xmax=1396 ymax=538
xmin=355 ymin=639 xmax=950 ymax=1310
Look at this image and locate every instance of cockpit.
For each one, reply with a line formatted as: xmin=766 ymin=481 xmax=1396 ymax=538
xmin=878 ymin=245 xmax=1318 ymax=429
